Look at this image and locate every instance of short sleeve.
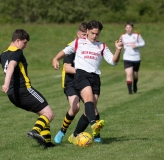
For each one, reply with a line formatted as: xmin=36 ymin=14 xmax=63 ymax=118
xmin=63 ymin=54 xmax=75 ymax=64
xmin=10 ymin=49 xmax=23 ymax=63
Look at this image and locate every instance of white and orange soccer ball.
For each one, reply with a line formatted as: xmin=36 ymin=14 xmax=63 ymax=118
xmin=76 ymin=132 xmax=93 ymax=147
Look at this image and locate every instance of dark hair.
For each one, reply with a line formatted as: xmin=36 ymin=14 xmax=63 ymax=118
xmin=87 ymin=20 xmax=103 ymax=31
xmin=12 ymin=29 xmax=30 ymax=42
xmin=125 ymin=22 xmax=134 ymax=27
xmin=78 ymin=22 xmax=88 ymax=32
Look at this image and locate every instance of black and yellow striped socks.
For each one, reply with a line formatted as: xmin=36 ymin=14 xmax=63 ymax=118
xmin=40 ymin=125 xmax=51 ymax=143
xmin=33 ymin=115 xmax=50 ymax=134
xmin=61 ymin=112 xmax=75 ymax=133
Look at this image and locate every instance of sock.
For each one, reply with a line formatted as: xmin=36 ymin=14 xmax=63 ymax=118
xmin=73 ymin=114 xmax=89 ymax=137
xmin=85 ymin=102 xmax=96 ymax=125
xmin=133 ymin=79 xmax=138 ymax=87
xmin=126 ymin=81 xmax=132 ymax=93
xmin=61 ymin=112 xmax=75 ymax=134
xmin=95 ymin=114 xmax=100 ymax=121
xmin=133 ymin=79 xmax=138 ymax=85
xmin=40 ymin=124 xmax=51 ymax=143
xmin=94 ymin=114 xmax=100 ymax=138
xmin=133 ymin=79 xmax=138 ymax=93
xmin=32 ymin=115 xmax=49 ymax=133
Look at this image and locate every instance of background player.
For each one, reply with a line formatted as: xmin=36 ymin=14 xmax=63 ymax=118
xmin=120 ymin=22 xmax=145 ymax=94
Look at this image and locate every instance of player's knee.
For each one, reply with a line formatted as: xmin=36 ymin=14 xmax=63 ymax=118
xmin=45 ymin=108 xmax=55 ymax=121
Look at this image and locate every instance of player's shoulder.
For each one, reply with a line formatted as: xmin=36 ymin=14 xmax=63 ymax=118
xmin=67 ymin=41 xmax=73 ymax=46
xmin=133 ymin=32 xmax=140 ymax=36
xmin=77 ymin=38 xmax=87 ymax=42
xmin=67 ymin=38 xmax=85 ymax=46
xmin=120 ymin=32 xmax=126 ymax=37
xmin=5 ymin=46 xmax=21 ymax=52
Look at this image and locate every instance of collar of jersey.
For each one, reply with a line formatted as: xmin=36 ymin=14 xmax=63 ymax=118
xmin=7 ymin=46 xmax=19 ymax=51
xmin=86 ymin=38 xmax=98 ymax=45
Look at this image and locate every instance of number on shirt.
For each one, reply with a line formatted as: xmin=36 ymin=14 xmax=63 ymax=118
xmin=4 ymin=60 xmax=8 ymax=73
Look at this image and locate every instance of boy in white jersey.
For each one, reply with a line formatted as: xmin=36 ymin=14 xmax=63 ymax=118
xmin=52 ymin=20 xmax=123 ymax=145
xmin=120 ymin=22 xmax=145 ymax=94
xmin=54 ymin=22 xmax=102 ymax=144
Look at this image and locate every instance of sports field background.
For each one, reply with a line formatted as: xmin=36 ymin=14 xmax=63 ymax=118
xmin=0 ymin=23 xmax=164 ymax=160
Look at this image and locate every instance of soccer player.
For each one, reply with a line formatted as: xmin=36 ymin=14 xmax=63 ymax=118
xmin=54 ymin=22 xmax=102 ymax=144
xmin=120 ymin=22 xmax=145 ymax=94
xmin=0 ymin=29 xmax=55 ymax=148
xmin=52 ymin=20 xmax=123 ymax=144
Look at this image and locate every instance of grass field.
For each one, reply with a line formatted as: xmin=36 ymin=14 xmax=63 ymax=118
xmin=0 ymin=23 xmax=164 ymax=160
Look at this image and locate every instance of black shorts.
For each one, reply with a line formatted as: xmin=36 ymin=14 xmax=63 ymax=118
xmin=74 ymin=69 xmax=101 ymax=96
xmin=124 ymin=60 xmax=141 ymax=72
xmin=64 ymin=86 xmax=80 ymax=97
xmin=8 ymin=87 xmax=48 ymax=113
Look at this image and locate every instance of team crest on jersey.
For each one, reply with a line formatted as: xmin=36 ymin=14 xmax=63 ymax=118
xmin=83 ymin=43 xmax=87 ymax=45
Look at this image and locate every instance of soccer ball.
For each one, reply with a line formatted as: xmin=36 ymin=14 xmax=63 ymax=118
xmin=76 ymin=132 xmax=93 ymax=147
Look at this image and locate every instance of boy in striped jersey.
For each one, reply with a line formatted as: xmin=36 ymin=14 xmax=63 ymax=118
xmin=0 ymin=29 xmax=55 ymax=148
xmin=52 ymin=20 xmax=123 ymax=145
xmin=120 ymin=22 xmax=145 ymax=94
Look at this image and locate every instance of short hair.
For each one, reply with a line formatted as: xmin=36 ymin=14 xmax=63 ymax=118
xmin=87 ymin=20 xmax=103 ymax=31
xmin=125 ymin=22 xmax=134 ymax=27
xmin=12 ymin=29 xmax=30 ymax=42
xmin=78 ymin=22 xmax=88 ymax=32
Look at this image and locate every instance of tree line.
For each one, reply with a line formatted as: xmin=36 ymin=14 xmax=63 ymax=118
xmin=0 ymin=0 xmax=163 ymax=23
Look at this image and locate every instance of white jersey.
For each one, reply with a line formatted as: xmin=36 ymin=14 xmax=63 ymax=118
xmin=63 ymin=38 xmax=116 ymax=75
xmin=120 ymin=32 xmax=145 ymax=61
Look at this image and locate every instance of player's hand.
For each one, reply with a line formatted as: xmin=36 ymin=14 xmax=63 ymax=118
xmin=131 ymin=43 xmax=136 ymax=49
xmin=52 ymin=58 xmax=60 ymax=70
xmin=2 ymin=85 xmax=9 ymax=93
xmin=115 ymin=39 xmax=123 ymax=50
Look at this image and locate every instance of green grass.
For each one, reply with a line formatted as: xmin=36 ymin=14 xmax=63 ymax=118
xmin=0 ymin=23 xmax=164 ymax=160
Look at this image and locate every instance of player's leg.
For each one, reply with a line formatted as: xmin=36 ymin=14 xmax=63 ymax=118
xmin=28 ymin=105 xmax=55 ymax=148
xmin=133 ymin=62 xmax=140 ymax=93
xmin=54 ymin=95 xmax=80 ymax=144
xmin=8 ymin=88 xmax=55 ymax=148
xmin=35 ymin=105 xmax=55 ymax=148
xmin=68 ymin=106 xmax=103 ymax=144
xmin=133 ymin=71 xmax=138 ymax=93
xmin=26 ymin=88 xmax=54 ymax=148
xmin=80 ymin=86 xmax=97 ymax=124
xmin=68 ymin=85 xmax=94 ymax=145
xmin=74 ymin=70 xmax=104 ymax=138
xmin=39 ymin=124 xmax=55 ymax=148
xmin=124 ymin=61 xmax=133 ymax=94
xmin=68 ymin=113 xmax=89 ymax=144
xmin=93 ymin=94 xmax=102 ymax=143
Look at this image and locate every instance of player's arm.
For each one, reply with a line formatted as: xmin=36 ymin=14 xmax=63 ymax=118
xmin=52 ymin=50 xmax=66 ymax=70
xmin=112 ymin=40 xmax=123 ymax=63
xmin=103 ymin=40 xmax=122 ymax=65
xmin=64 ymin=63 xmax=76 ymax=74
xmin=2 ymin=60 xmax=17 ymax=93
xmin=135 ymin=35 xmax=145 ymax=48
xmin=52 ymin=40 xmax=76 ymax=70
